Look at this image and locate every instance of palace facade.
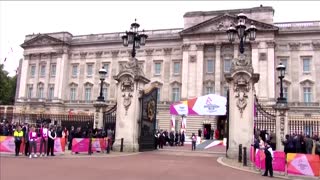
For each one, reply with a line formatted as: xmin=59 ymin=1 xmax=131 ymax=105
xmin=11 ymin=6 xmax=320 ymax=136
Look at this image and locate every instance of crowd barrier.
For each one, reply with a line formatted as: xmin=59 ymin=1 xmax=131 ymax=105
xmin=250 ymin=146 xmax=320 ymax=177
xmin=71 ymin=138 xmax=109 ymax=153
xmin=0 ymin=136 xmax=65 ymax=154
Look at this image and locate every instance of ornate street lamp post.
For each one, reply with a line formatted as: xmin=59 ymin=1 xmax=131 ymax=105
xmin=226 ymin=13 xmax=257 ymax=54
xmin=121 ymin=19 xmax=148 ymax=58
xmin=97 ymin=67 xmax=107 ymax=102
xmin=276 ymin=62 xmax=287 ymax=104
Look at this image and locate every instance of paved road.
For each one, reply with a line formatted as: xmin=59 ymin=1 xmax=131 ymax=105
xmin=1 ymin=152 xmax=280 ymax=180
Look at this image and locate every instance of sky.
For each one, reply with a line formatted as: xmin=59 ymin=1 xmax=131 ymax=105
xmin=1 ymin=1 xmax=320 ymax=77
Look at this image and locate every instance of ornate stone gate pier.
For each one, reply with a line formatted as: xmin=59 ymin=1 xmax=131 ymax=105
xmin=225 ymin=54 xmax=259 ymax=159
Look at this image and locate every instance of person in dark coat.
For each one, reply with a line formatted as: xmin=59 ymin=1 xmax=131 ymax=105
xmin=262 ymin=141 xmax=274 ymax=177
xmin=180 ymin=131 xmax=185 ymax=146
xmin=174 ymin=131 xmax=179 ymax=146
xmin=22 ymin=124 xmax=30 ymax=156
xmin=47 ymin=126 xmax=56 ymax=156
xmin=159 ymin=131 xmax=165 ymax=149
xmin=169 ymin=131 xmax=174 ymax=146
xmin=68 ymin=126 xmax=75 ymax=150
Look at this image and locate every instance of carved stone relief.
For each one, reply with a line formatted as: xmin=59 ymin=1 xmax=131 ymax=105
xmin=196 ymin=43 xmax=204 ymax=51
xmin=95 ymin=51 xmax=103 ymax=58
xmin=312 ymin=41 xmax=320 ymax=50
xmin=189 ymin=55 xmax=197 ymax=62
xmin=121 ymin=76 xmax=134 ymax=92
xmin=80 ymin=52 xmax=87 ymax=59
xmin=233 ymin=74 xmax=251 ymax=117
xmin=145 ymin=49 xmax=154 ymax=56
xmin=122 ymin=92 xmax=133 ymax=115
xmin=289 ymin=42 xmax=300 ymax=51
xmin=182 ymin=44 xmax=190 ymax=51
xmin=111 ymin=50 xmax=119 ymax=57
xmin=163 ymin=48 xmax=172 ymax=55
xmin=230 ymin=54 xmax=253 ymax=74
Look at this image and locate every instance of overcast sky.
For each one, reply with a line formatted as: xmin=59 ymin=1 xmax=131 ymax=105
xmin=1 ymin=1 xmax=320 ymax=76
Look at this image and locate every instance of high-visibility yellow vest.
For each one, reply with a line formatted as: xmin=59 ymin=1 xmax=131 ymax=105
xmin=14 ymin=131 xmax=23 ymax=137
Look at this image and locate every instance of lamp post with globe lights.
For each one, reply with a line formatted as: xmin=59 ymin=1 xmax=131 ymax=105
xmin=276 ymin=62 xmax=287 ymax=104
xmin=121 ymin=19 xmax=148 ymax=58
xmin=97 ymin=67 xmax=107 ymax=102
xmin=226 ymin=13 xmax=257 ymax=54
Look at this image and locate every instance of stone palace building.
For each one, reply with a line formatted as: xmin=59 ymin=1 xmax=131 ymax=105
xmin=9 ymin=6 xmax=320 ymax=136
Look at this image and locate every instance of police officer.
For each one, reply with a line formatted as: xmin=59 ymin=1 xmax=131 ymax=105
xmin=263 ymin=140 xmax=274 ymax=177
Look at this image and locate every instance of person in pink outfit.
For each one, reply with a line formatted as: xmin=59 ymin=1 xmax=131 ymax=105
xmin=28 ymin=125 xmax=38 ymax=158
xmin=39 ymin=124 xmax=49 ymax=157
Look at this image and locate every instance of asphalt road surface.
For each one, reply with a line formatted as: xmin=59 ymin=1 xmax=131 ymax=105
xmin=1 ymin=152 xmax=280 ymax=180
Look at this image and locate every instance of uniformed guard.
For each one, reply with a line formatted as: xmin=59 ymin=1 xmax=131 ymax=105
xmin=262 ymin=140 xmax=274 ymax=177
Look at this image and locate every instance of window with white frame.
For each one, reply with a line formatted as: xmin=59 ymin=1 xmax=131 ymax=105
xmin=72 ymin=64 xmax=78 ymax=77
xmin=157 ymin=88 xmax=161 ymax=102
xmin=154 ymin=62 xmax=161 ymax=75
xmin=87 ymin=64 xmax=93 ymax=77
xmin=48 ymin=86 xmax=54 ymax=100
xmin=50 ymin=64 xmax=56 ymax=77
xmin=70 ymin=87 xmax=77 ymax=101
xmin=102 ymin=87 xmax=108 ymax=100
xmin=224 ymin=59 xmax=231 ymax=73
xmin=37 ymin=84 xmax=44 ymax=99
xmin=102 ymin=63 xmax=109 ymax=76
xmin=85 ymin=87 xmax=92 ymax=103
xmin=207 ymin=59 xmax=214 ymax=73
xmin=206 ymin=86 xmax=214 ymax=95
xmin=280 ymin=58 xmax=288 ymax=74
xmin=283 ymin=87 xmax=288 ymax=101
xmin=173 ymin=62 xmax=181 ymax=75
xmin=27 ymin=85 xmax=33 ymax=98
xmin=302 ymin=57 xmax=311 ymax=73
xmin=303 ymin=87 xmax=312 ymax=103
xmin=223 ymin=86 xmax=229 ymax=97
xmin=40 ymin=64 xmax=46 ymax=77
xmin=172 ymin=87 xmax=180 ymax=102
xmin=30 ymin=65 xmax=36 ymax=78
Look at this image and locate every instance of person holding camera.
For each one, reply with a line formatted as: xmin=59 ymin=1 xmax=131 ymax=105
xmin=13 ymin=125 xmax=23 ymax=156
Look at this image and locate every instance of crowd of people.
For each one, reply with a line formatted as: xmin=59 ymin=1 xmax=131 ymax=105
xmin=253 ymin=130 xmax=320 ymax=177
xmin=254 ymin=130 xmax=320 ymax=156
xmin=154 ymin=130 xmax=186 ymax=149
xmin=1 ymin=121 xmax=115 ymax=158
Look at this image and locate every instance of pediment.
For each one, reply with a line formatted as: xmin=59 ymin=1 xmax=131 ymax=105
xmin=21 ymin=34 xmax=69 ymax=48
xmin=180 ymin=14 xmax=278 ymax=35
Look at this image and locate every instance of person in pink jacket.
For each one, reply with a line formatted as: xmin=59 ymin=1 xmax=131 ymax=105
xmin=39 ymin=124 xmax=48 ymax=157
xmin=28 ymin=125 xmax=38 ymax=158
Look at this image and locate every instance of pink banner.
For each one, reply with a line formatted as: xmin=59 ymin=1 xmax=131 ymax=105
xmin=91 ymin=138 xmax=106 ymax=152
xmin=287 ymin=153 xmax=320 ymax=177
xmin=72 ymin=138 xmax=90 ymax=153
xmin=254 ymin=149 xmax=285 ymax=172
xmin=0 ymin=136 xmax=65 ymax=154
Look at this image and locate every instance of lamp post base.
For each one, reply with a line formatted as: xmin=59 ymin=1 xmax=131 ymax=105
xmin=97 ymin=96 xmax=105 ymax=102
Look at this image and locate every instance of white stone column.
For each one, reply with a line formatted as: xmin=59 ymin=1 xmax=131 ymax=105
xmin=267 ymin=41 xmax=275 ymax=100
xmin=275 ymin=104 xmax=289 ymax=151
xmin=18 ymin=55 xmax=30 ymax=99
xmin=251 ymin=42 xmax=259 ymax=95
xmin=93 ymin=102 xmax=108 ymax=129
xmin=181 ymin=44 xmax=190 ymax=99
xmin=55 ymin=51 xmax=68 ymax=101
xmin=54 ymin=54 xmax=62 ymax=99
xmin=214 ymin=43 xmax=221 ymax=94
xmin=196 ymin=43 xmax=204 ymax=97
